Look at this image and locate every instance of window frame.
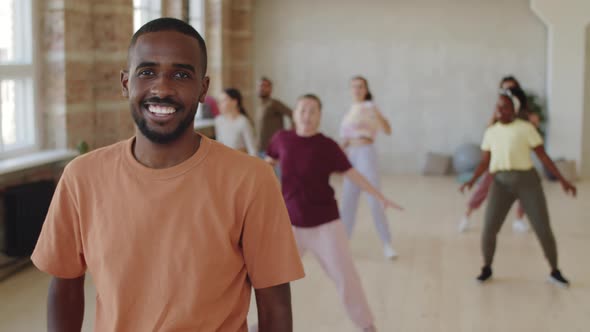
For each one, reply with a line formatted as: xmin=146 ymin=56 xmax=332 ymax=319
xmin=189 ymin=0 xmax=206 ymax=36
xmin=133 ymin=0 xmax=162 ymax=33
xmin=0 ymin=0 xmax=40 ymax=159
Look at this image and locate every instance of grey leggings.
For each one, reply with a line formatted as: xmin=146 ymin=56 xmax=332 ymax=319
xmin=340 ymin=144 xmax=392 ymax=244
xmin=483 ymin=169 xmax=558 ymax=269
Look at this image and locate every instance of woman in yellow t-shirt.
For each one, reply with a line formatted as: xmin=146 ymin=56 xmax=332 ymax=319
xmin=458 ymin=76 xmax=531 ymax=233
xmin=460 ymin=88 xmax=577 ymax=287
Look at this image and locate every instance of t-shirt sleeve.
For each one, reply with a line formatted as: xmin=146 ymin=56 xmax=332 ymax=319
xmin=241 ymin=165 xmax=305 ymax=289
xmin=265 ymin=131 xmax=282 ymax=159
xmin=31 ymin=171 xmax=87 ymax=278
xmin=526 ymin=122 xmax=544 ymax=148
xmin=329 ymin=139 xmax=353 ymax=173
xmin=481 ymin=128 xmax=492 ymax=151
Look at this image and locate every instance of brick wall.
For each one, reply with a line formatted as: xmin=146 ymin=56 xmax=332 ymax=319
xmin=205 ymin=0 xmax=253 ymax=117
xmin=41 ymin=0 xmax=133 ymax=151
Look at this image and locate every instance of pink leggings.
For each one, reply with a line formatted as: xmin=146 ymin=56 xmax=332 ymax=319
xmin=469 ymin=172 xmax=524 ymax=216
xmin=293 ymin=221 xmax=374 ymax=329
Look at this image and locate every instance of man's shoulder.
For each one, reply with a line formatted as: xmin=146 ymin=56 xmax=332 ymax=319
xmin=270 ymin=98 xmax=289 ymax=108
xmin=66 ymin=139 xmax=127 ymax=175
xmin=59 ymin=139 xmax=128 ymax=190
xmin=209 ymin=139 xmax=270 ymax=172
xmin=207 ymin=141 xmax=277 ymax=194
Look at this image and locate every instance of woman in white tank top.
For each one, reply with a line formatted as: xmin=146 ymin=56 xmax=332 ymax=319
xmin=339 ymin=76 xmax=399 ymax=260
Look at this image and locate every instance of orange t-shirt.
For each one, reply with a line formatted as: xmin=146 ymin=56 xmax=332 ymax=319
xmin=32 ymin=135 xmax=305 ymax=331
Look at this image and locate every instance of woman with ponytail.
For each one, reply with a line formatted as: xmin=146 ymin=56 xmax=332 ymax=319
xmin=339 ymin=76 xmax=398 ymax=260
xmin=215 ymin=88 xmax=257 ymax=156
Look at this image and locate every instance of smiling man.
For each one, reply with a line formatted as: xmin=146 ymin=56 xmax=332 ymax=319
xmin=32 ymin=18 xmax=304 ymax=332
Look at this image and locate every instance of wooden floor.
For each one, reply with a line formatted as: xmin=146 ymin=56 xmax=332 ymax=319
xmin=1 ymin=176 xmax=588 ymax=332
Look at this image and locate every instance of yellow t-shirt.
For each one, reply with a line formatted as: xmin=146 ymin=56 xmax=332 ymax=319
xmin=481 ymin=119 xmax=543 ymax=173
xmin=32 ymin=135 xmax=305 ymax=331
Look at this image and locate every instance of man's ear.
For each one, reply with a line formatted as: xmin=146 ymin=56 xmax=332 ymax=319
xmin=121 ymin=70 xmax=129 ymax=98
xmin=199 ymin=76 xmax=210 ymax=103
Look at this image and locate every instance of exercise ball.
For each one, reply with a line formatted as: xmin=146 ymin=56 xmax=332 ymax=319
xmin=453 ymin=143 xmax=482 ymax=174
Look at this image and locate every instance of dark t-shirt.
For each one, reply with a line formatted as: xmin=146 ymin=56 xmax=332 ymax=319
xmin=267 ymin=130 xmax=352 ymax=228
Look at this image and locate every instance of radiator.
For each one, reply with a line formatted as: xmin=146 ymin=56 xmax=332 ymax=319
xmin=1 ymin=180 xmax=55 ymax=257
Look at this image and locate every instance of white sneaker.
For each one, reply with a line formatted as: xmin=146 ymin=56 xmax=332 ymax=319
xmin=383 ymin=244 xmax=398 ymax=260
xmin=512 ymin=219 xmax=530 ymax=233
xmin=458 ymin=216 xmax=470 ymax=233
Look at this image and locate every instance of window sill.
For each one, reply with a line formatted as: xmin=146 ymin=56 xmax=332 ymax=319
xmin=0 ymin=149 xmax=78 ymax=176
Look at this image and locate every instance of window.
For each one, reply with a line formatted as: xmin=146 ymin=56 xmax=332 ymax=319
xmin=0 ymin=0 xmax=36 ymax=158
xmin=134 ymin=0 xmax=162 ymax=32
xmin=189 ymin=0 xmax=205 ymax=36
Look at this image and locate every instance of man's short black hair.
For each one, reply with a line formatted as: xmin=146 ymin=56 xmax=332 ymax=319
xmin=260 ymin=76 xmax=273 ymax=85
xmin=128 ymin=17 xmax=207 ymax=76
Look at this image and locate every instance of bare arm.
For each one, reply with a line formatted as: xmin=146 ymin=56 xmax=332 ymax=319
xmin=460 ymin=151 xmax=491 ymax=193
xmin=254 ymin=283 xmax=293 ymax=332
xmin=374 ymin=107 xmax=392 ymax=135
xmin=48 ymin=275 xmax=85 ymax=332
xmin=265 ymin=156 xmax=277 ymax=167
xmin=344 ymin=168 xmax=402 ymax=210
xmin=533 ymin=145 xmax=577 ymax=196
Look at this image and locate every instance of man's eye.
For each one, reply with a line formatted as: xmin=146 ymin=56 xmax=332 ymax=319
xmin=138 ymin=70 xmax=154 ymax=77
xmin=174 ymin=72 xmax=190 ymax=79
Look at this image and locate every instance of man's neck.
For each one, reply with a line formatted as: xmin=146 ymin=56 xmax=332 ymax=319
xmin=133 ymin=130 xmax=201 ymax=169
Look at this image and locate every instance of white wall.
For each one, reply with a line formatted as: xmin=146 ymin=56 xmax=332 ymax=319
xmin=531 ymin=0 xmax=590 ymax=178
xmin=254 ymin=0 xmax=547 ymax=173
xmin=583 ymin=24 xmax=590 ymax=177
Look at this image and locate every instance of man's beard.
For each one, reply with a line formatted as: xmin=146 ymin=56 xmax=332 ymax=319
xmin=132 ymin=103 xmax=197 ymax=144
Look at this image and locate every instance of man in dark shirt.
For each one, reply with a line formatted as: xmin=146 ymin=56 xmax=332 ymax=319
xmin=257 ymin=77 xmax=293 ymax=153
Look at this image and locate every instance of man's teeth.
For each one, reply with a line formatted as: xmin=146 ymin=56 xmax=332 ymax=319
xmin=148 ymin=105 xmax=176 ymax=114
